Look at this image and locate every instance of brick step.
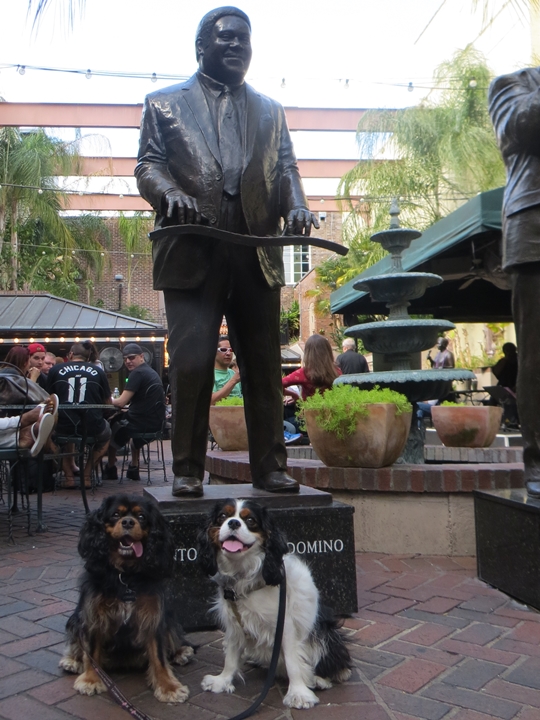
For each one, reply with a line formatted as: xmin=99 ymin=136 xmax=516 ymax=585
xmin=206 ymin=450 xmax=524 ymax=493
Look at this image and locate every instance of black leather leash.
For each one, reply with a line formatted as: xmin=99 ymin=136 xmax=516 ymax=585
xmin=149 ymin=223 xmax=349 ymax=256
xmin=84 ymin=564 xmax=287 ymax=720
xmin=225 ymin=565 xmax=287 ymax=720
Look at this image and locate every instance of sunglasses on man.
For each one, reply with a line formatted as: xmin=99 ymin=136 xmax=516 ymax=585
xmin=217 ymin=347 xmax=233 ymax=354
xmin=124 ymin=354 xmax=140 ymax=361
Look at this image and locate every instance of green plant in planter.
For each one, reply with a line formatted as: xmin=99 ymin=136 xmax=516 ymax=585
xmin=298 ymin=385 xmax=411 ymax=440
xmin=441 ymin=401 xmax=466 ymax=407
xmin=216 ymin=397 xmax=244 ymax=407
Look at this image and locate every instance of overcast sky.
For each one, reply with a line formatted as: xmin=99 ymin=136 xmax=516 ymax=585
xmin=0 ymin=0 xmax=532 ymax=109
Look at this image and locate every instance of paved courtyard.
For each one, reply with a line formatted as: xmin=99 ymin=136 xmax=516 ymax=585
xmin=0 ymin=450 xmax=539 ymax=720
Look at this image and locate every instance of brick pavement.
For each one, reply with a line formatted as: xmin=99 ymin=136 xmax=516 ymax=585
xmin=0 ymin=449 xmax=539 ymax=719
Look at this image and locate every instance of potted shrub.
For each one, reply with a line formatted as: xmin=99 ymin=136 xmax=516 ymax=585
xmin=209 ymin=397 xmax=248 ymax=451
xmin=431 ymin=401 xmax=503 ymax=448
xmin=299 ymin=385 xmax=412 ymax=468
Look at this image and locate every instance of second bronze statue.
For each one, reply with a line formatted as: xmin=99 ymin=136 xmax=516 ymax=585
xmin=136 ymin=6 xmax=320 ymax=497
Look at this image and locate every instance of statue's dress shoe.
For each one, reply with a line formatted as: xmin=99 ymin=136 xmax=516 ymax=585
xmin=172 ymin=476 xmax=204 ymax=497
xmin=526 ymin=480 xmax=540 ymax=498
xmin=254 ymin=471 xmax=299 ymax=493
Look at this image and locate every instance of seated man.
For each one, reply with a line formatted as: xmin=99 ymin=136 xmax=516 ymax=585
xmin=211 ymin=337 xmax=242 ymax=405
xmin=0 ymin=396 xmax=57 ymax=456
xmin=28 ymin=343 xmax=48 ymax=389
xmin=47 ymin=343 xmax=112 ymax=488
xmin=105 ymin=343 xmax=165 ymax=482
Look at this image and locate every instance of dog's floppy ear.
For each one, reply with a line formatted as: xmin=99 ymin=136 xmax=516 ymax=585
xmin=196 ymin=502 xmax=221 ymax=577
xmin=78 ymin=498 xmax=111 ymax=573
xmin=261 ymin=508 xmax=289 ymax=587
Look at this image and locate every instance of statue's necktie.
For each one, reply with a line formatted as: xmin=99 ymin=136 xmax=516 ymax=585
xmin=218 ymin=88 xmax=242 ymax=196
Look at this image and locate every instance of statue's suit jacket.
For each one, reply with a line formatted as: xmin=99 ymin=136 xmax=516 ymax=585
xmin=489 ymin=67 xmax=540 ymax=269
xmin=135 ymin=73 xmax=308 ymax=290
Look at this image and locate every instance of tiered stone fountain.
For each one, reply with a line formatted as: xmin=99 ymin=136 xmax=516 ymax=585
xmin=336 ymin=200 xmax=475 ymax=462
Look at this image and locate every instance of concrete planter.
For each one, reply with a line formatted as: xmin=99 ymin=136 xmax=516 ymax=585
xmin=431 ymin=405 xmax=503 ymax=448
xmin=209 ymin=406 xmax=248 ymax=451
xmin=304 ymin=404 xmax=412 ymax=468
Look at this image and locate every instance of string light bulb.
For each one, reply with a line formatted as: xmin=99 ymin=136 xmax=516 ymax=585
xmin=344 ymin=79 xmax=350 ymax=89
xmin=38 ymin=188 xmax=43 ymax=194
xmin=469 ymin=78 xmax=477 ymax=88
xmin=408 ymin=82 xmax=414 ymax=92
xmin=281 ymin=78 xmax=286 ymax=88
xmin=85 ymin=69 xmax=92 ymax=80
xmin=18 ymin=65 xmax=25 ymax=75
xmin=151 ymin=73 xmax=157 ymax=83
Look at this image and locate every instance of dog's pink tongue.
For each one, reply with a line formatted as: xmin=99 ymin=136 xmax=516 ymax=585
xmin=222 ymin=539 xmax=244 ymax=553
xmin=132 ymin=541 xmax=144 ymax=558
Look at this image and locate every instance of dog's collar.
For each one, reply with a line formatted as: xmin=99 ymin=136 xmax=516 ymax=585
xmin=118 ymin=573 xmax=137 ymax=603
xmin=211 ymin=572 xmax=266 ymax=602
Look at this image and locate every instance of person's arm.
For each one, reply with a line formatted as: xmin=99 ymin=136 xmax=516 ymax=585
xmin=101 ymin=375 xmax=113 ymax=405
xmin=27 ymin=367 xmax=41 ymax=383
xmin=282 ymin=368 xmax=304 ymax=397
xmin=211 ymin=371 xmax=241 ymax=405
xmin=492 ymin=357 xmax=505 ymax=380
xmin=112 ymin=390 xmax=134 ymax=408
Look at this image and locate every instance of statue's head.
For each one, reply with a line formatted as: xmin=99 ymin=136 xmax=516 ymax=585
xmin=196 ymin=7 xmax=252 ymax=85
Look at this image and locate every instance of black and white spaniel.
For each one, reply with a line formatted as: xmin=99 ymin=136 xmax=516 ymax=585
xmin=198 ymin=499 xmax=351 ymax=709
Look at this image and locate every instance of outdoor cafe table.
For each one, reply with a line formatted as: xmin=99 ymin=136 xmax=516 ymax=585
xmin=1 ymin=403 xmax=113 ymax=532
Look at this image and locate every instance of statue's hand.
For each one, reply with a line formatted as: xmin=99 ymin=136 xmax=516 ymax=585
xmin=286 ymin=208 xmax=320 ymax=237
xmin=163 ymin=189 xmax=203 ymax=225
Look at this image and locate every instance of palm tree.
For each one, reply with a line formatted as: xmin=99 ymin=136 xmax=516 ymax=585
xmin=0 ymin=126 xmax=87 ymax=289
xmin=333 ymin=47 xmax=506 ymax=287
xmin=0 ymin=125 xmax=111 ymax=294
xmin=27 ymin=0 xmax=84 ymax=30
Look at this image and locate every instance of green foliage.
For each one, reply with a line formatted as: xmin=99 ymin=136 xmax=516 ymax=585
xmin=441 ymin=401 xmax=467 ymax=407
xmin=216 ymin=396 xmax=244 ymax=407
xmin=0 ymin=125 xmax=109 ymax=297
xmin=325 ymin=48 xmax=506 ymax=290
xmin=298 ymin=385 xmax=412 ymax=439
xmin=280 ymin=299 xmax=300 ymax=341
xmin=122 ymin=303 xmax=152 ymax=320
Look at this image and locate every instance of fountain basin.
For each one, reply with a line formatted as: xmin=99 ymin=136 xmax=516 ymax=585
xmin=334 ymin=368 xmax=476 ymax=404
xmin=345 ymin=319 xmax=456 ymax=355
xmin=371 ymin=227 xmax=422 ymax=256
xmin=354 ymin=272 xmax=442 ymax=305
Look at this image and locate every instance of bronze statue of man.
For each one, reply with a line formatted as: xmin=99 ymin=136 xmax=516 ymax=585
xmin=135 ymin=6 xmax=318 ymax=497
xmin=489 ymin=67 xmax=540 ymax=497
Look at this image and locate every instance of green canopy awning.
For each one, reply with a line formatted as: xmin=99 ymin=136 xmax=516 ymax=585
xmin=330 ymin=187 xmax=509 ymax=322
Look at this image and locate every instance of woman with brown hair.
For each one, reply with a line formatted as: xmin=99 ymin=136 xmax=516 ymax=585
xmin=4 ymin=346 xmax=35 ymax=378
xmin=282 ymin=334 xmax=341 ymax=401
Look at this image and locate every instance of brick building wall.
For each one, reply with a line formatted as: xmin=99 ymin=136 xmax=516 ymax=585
xmin=82 ymin=218 xmax=162 ymax=323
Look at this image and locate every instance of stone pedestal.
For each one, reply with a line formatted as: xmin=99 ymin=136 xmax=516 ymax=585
xmin=474 ymin=489 xmax=540 ymax=611
xmin=145 ymin=485 xmax=358 ymax=631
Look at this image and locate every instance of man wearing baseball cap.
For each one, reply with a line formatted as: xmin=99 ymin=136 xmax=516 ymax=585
xmin=104 ymin=343 xmax=165 ymax=482
xmin=28 ymin=343 xmax=48 ymax=389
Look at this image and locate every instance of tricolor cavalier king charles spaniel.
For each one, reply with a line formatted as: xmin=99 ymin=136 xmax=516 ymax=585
xmin=198 ymin=499 xmax=351 ymax=709
xmin=60 ymin=494 xmax=192 ymax=703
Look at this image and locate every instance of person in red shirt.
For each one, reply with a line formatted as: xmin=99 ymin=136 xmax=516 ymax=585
xmin=282 ymin=334 xmax=341 ymax=401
